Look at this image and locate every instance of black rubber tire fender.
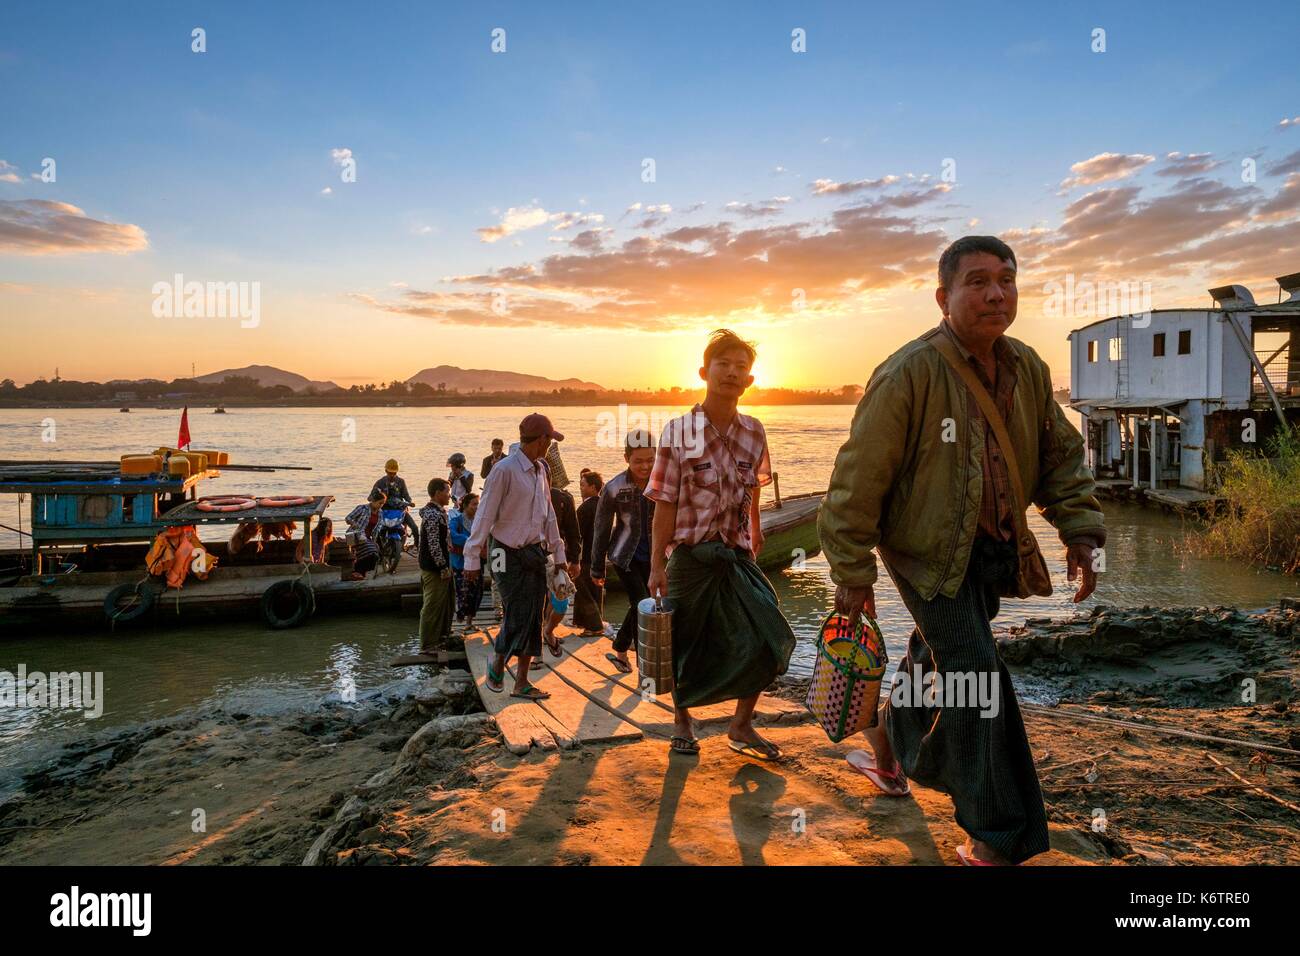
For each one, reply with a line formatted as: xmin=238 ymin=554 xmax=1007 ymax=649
xmin=261 ymin=579 xmax=315 ymax=629
xmin=104 ymin=581 xmax=157 ymax=625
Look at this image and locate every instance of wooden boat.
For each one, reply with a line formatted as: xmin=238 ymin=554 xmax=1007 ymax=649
xmin=754 ymin=490 xmax=823 ymax=573
xmin=119 ymin=407 xmax=130 ymax=413
xmin=0 ymin=455 xmax=419 ymax=633
xmin=598 ymin=490 xmax=822 ymax=592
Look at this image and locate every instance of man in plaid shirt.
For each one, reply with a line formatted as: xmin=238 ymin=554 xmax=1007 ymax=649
xmin=646 ymin=329 xmax=796 ymax=761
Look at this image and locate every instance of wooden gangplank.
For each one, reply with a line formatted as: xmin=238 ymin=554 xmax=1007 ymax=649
xmin=465 ymin=623 xmax=809 ymax=755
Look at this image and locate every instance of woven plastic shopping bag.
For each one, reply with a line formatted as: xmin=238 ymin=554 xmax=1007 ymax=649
xmin=805 ymin=611 xmax=887 ymax=742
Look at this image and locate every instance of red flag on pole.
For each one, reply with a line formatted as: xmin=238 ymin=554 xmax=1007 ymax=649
xmin=177 ymin=406 xmax=191 ymax=450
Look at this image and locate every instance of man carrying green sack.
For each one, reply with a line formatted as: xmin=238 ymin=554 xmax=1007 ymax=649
xmin=820 ymin=236 xmax=1105 ymax=866
xmin=646 ymin=329 xmax=796 ymax=760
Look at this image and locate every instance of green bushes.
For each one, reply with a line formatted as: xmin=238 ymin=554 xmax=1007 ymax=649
xmin=1195 ymin=425 xmax=1300 ymax=573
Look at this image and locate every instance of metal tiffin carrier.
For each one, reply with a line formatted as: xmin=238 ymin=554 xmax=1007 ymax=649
xmin=636 ymin=593 xmax=675 ymax=696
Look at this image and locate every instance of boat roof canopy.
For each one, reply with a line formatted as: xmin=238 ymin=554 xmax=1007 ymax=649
xmin=0 ymin=462 xmax=191 ymax=495
xmin=159 ymin=495 xmax=333 ymax=526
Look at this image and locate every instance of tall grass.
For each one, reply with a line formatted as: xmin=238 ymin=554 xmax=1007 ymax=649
xmin=1194 ymin=425 xmax=1300 ymax=573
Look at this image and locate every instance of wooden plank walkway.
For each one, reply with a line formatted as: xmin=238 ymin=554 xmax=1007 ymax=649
xmin=1145 ymin=487 xmax=1225 ymax=513
xmin=463 ymin=633 xmax=579 ymax=754
xmin=463 ymin=591 xmax=810 ymax=754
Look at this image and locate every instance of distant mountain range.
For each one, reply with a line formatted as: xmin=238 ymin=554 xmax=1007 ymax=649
xmin=406 ymin=365 xmax=604 ymax=392
xmin=175 ymin=363 xmax=605 ymax=393
xmin=194 ymin=365 xmax=341 ymax=392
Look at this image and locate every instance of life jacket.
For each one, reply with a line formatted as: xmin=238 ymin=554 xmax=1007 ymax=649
xmin=145 ymin=525 xmax=217 ymax=588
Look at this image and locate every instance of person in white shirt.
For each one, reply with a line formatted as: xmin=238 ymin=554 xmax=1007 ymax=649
xmin=465 ymin=413 xmax=569 ymax=700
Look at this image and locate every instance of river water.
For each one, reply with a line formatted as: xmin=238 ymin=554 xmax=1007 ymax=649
xmin=2 ymin=405 xmax=1296 ymax=794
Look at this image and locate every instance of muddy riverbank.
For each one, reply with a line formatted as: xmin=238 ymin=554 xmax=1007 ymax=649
xmin=1 ymin=604 xmax=1296 ymax=866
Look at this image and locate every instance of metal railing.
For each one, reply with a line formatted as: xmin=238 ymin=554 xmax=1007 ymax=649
xmin=1252 ymin=343 xmax=1294 ymax=395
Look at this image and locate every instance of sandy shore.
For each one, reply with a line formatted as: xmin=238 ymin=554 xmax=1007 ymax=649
xmin=1 ymin=604 xmax=1296 ymax=866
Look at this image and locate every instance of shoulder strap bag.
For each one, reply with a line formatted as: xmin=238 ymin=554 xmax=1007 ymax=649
xmin=929 ymin=333 xmax=1053 ymax=598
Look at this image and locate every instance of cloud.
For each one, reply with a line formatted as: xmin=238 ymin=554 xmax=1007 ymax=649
xmin=358 ymin=182 xmax=952 ymax=331
xmin=724 ymin=197 xmax=792 ymax=218
xmin=477 ymin=205 xmax=551 ymax=242
xmin=477 ymin=205 xmax=601 ymax=242
xmin=624 ymin=202 xmax=673 ymax=229
xmin=331 ymin=148 xmax=353 ymax=165
xmin=1059 ymin=152 xmax=1155 ymax=190
xmin=1279 ymin=117 xmax=1300 ymax=129
xmin=1156 ymin=151 xmax=1220 ymax=178
xmin=1255 ymin=173 xmax=1300 ymax=223
xmin=0 ymin=160 xmax=19 ymax=184
xmin=0 ymin=199 xmax=148 ymax=255
xmin=358 ymin=133 xmax=1300 ymax=337
xmin=568 ymin=228 xmax=611 ymax=251
xmin=1010 ymin=172 xmax=1300 ymax=288
xmin=320 ymin=187 xmax=333 ymax=196
xmin=549 ymin=211 xmax=605 ymax=231
xmin=1265 ymin=149 xmax=1300 ymax=178
xmin=811 ymin=175 xmax=899 ymax=195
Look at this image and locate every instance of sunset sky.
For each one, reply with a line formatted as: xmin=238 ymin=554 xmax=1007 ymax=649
xmin=2 ymin=1 xmax=1299 ymax=390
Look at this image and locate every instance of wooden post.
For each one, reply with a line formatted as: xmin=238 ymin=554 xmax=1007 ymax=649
xmin=28 ymin=494 xmax=39 ymax=574
xmin=772 ymin=471 xmax=783 ymax=509
xmin=1149 ymin=417 xmax=1158 ymax=491
xmin=304 ymin=511 xmax=313 ymax=564
xmin=1129 ymin=416 xmax=1139 ymax=489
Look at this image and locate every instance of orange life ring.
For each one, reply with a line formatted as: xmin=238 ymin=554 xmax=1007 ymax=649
xmin=258 ymin=496 xmax=311 ymax=508
xmin=197 ymin=496 xmax=257 ymax=512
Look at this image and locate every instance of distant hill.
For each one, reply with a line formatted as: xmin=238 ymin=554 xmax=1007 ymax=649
xmin=195 ymin=365 xmax=340 ymax=393
xmin=406 ymin=365 xmax=604 ymax=393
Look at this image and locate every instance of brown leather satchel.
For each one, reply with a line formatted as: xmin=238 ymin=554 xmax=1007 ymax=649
xmin=929 ymin=334 xmax=1053 ymax=599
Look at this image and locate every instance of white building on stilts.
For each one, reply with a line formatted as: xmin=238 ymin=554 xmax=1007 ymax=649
xmin=1068 ymin=274 xmax=1300 ymax=501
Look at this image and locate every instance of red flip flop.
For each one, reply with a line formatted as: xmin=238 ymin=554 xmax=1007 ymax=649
xmin=846 ymin=750 xmax=911 ymax=796
xmin=955 ymin=844 xmax=1002 ymax=866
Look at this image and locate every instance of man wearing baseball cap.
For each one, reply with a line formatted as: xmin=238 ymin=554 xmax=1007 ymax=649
xmin=371 ymin=458 xmax=417 ymax=542
xmin=464 ymin=413 xmax=569 ymax=699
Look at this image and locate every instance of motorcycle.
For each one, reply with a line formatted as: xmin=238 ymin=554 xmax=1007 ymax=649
xmin=375 ymin=501 xmax=415 ymax=575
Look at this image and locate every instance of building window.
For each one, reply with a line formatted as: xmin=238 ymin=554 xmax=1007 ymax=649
xmin=1178 ymin=329 xmax=1192 ymax=354
xmin=1153 ymin=333 xmax=1165 ymax=357
xmin=1108 ymin=337 xmax=1123 ymax=361
xmin=1087 ymin=340 xmax=1097 ymax=362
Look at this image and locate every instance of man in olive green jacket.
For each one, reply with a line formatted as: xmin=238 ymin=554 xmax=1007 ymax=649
xmin=819 ymin=235 xmax=1105 ymax=866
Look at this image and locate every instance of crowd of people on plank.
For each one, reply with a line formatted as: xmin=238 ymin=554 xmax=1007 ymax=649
xmin=337 ymin=236 xmax=1107 ymax=866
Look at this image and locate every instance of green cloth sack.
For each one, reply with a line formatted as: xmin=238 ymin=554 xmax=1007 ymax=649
xmin=666 ymin=541 xmax=796 ymax=709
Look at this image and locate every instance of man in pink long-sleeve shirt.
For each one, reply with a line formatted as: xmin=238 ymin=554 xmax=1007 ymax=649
xmin=465 ymin=413 xmax=568 ymax=700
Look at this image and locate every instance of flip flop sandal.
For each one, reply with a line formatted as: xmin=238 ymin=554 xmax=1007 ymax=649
xmin=485 ymin=663 xmax=505 ymax=693
xmin=729 ymin=739 xmax=782 ymax=761
xmin=544 ymin=634 xmax=563 ymax=658
xmin=846 ymin=750 xmax=911 ymax=796
xmin=510 ymin=685 xmax=551 ymax=701
xmin=955 ymin=845 xmax=1001 ymax=867
xmin=605 ymin=652 xmax=634 ymax=674
xmin=670 ymin=736 xmax=700 ymax=754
